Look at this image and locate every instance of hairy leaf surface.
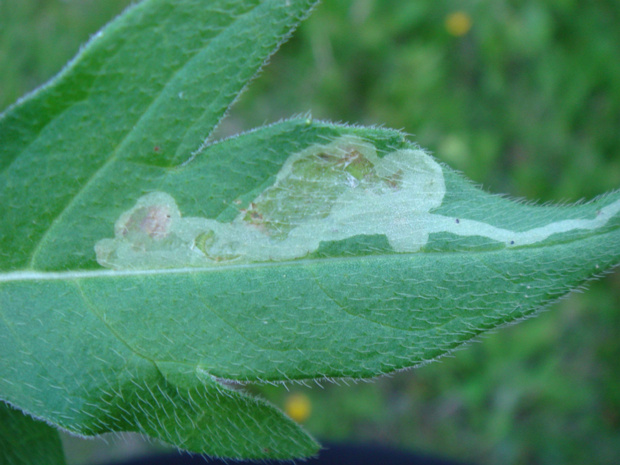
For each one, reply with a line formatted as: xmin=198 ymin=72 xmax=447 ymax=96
xmin=0 ymin=0 xmax=320 ymax=459
xmin=0 ymin=403 xmax=66 ymax=465
xmin=1 ymin=0 xmax=619 ymax=461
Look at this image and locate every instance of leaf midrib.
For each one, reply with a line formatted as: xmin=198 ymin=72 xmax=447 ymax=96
xmin=3 ymin=224 xmax=618 ymax=284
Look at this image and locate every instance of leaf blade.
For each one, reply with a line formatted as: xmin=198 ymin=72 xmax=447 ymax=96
xmin=0 ymin=276 xmax=318 ymax=458
xmin=2 ymin=115 xmax=620 ymax=457
xmin=0 ymin=402 xmax=66 ymax=465
xmin=1 ymin=0 xmax=619 ymax=460
xmin=0 ymin=0 xmax=318 ymax=271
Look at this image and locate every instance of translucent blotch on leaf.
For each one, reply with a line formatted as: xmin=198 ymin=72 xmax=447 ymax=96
xmin=96 ymin=134 xmax=620 ymax=270
xmin=95 ymin=136 xmax=446 ymax=269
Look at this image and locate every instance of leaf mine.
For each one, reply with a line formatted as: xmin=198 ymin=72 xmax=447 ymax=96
xmin=96 ymin=135 xmax=620 ymax=270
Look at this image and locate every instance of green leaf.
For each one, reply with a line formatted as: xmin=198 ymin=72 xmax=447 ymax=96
xmin=0 ymin=0 xmax=319 ymax=271
xmin=0 ymin=402 xmax=66 ymax=465
xmin=1 ymin=0 xmax=320 ymax=459
xmin=1 ymin=0 xmax=620 ymax=461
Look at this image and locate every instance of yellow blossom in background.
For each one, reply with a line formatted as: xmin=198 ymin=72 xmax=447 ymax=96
xmin=284 ymin=393 xmax=312 ymax=423
xmin=445 ymin=11 xmax=472 ymax=37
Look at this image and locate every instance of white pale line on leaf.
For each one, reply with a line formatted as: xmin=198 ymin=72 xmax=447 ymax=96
xmin=0 ymin=263 xmax=284 ymax=283
xmin=428 ymin=197 xmax=620 ymax=247
xmin=95 ymin=136 xmax=446 ymax=269
xmin=0 ymin=269 xmax=189 ymax=283
xmin=94 ymin=136 xmax=620 ymax=270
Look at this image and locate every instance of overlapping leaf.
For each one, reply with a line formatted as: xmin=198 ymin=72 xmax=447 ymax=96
xmin=0 ymin=403 xmax=65 ymax=465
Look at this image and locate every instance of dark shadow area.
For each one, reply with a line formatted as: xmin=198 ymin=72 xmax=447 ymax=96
xmin=110 ymin=442 xmax=473 ymax=465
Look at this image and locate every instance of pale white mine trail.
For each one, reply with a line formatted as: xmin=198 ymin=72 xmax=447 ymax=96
xmin=429 ymin=198 xmax=620 ymax=247
xmin=95 ymin=136 xmax=620 ymax=269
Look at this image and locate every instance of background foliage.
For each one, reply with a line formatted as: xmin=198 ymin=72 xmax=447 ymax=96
xmin=1 ymin=0 xmax=619 ymax=464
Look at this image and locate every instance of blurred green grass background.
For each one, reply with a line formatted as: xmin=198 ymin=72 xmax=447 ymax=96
xmin=2 ymin=0 xmax=619 ymax=464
